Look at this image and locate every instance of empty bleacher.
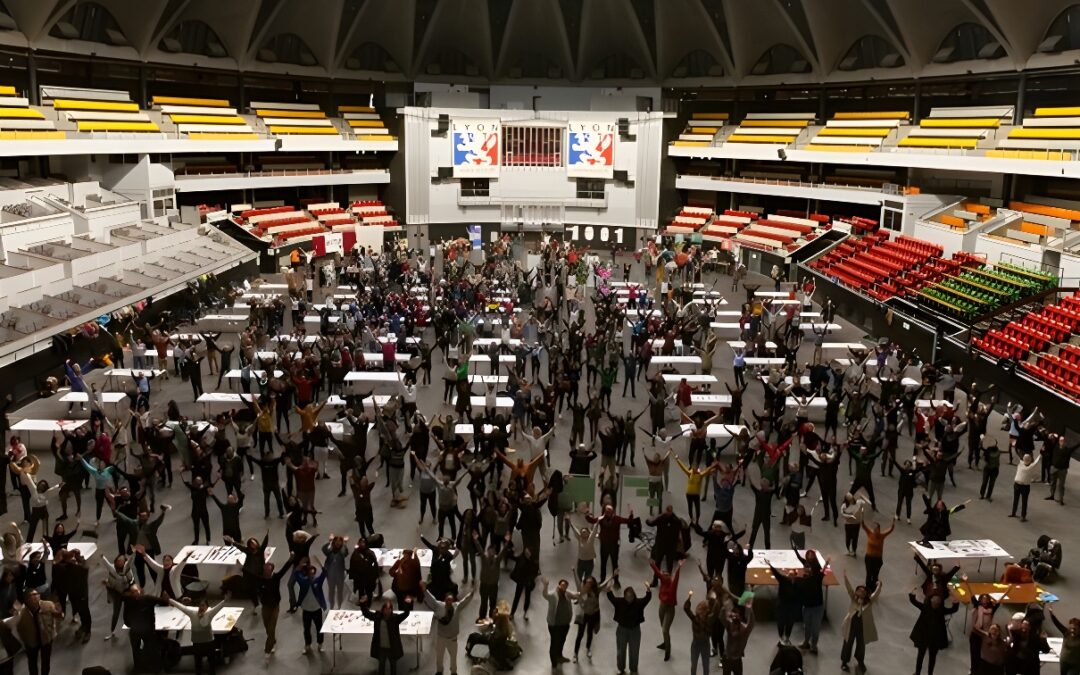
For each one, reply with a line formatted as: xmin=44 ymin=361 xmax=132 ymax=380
xmin=673 ymin=112 xmax=728 ymax=147
xmin=251 ymin=101 xmax=340 ymax=137
xmin=973 ymin=291 xmax=1080 ymax=401
xmin=991 ymin=106 xmax=1080 ymax=160
xmin=43 ymin=87 xmax=161 ymax=134
xmin=339 ymin=105 xmax=392 ymax=140
xmin=897 ymin=106 xmax=1013 ymax=150
xmin=152 ymin=96 xmax=259 ymax=140
xmin=0 ymin=85 xmax=64 ymax=140
xmin=805 ymin=111 xmax=908 ymax=152
xmin=723 ymin=112 xmax=814 ymax=146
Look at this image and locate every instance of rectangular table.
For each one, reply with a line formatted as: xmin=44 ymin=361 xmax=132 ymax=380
xmin=449 ymin=396 xmax=513 ymax=411
xmin=371 ymin=548 xmax=435 ymax=568
xmin=359 ymin=353 xmax=413 ymax=365
xmin=304 ymin=315 xmax=341 ymax=324
xmin=648 ymin=356 xmax=701 ymax=372
xmin=345 ymin=372 xmax=406 ymax=390
xmin=744 ymin=357 xmax=787 ymax=366
xmin=910 ymin=540 xmax=1011 ymax=578
xmin=321 ymin=609 xmax=433 ymax=670
xmin=221 ymin=370 xmax=283 ymax=390
xmin=155 ymin=605 xmax=243 ymax=633
xmin=103 ymin=368 xmax=167 ymax=390
xmin=688 ymin=394 xmax=732 ymax=411
xmin=0 ymin=542 xmax=97 ymax=562
xmin=10 ymin=418 xmax=87 ymax=433
xmin=728 ymin=340 xmax=778 ymax=350
xmin=469 ymin=354 xmax=517 ymax=371
xmin=59 ymin=391 xmax=126 ymax=405
xmin=270 ymin=335 xmax=318 ymax=345
xmin=662 ymin=374 xmax=718 ymax=386
xmin=175 ymin=544 xmax=275 ymax=567
xmin=678 ymin=423 xmax=747 ymax=439
xmin=745 ymin=549 xmax=838 ymax=588
xmin=196 ymin=393 xmax=254 ymax=417
xmin=755 ymin=291 xmax=796 ymax=298
xmin=377 ymin=336 xmax=420 ymax=346
xmin=468 ymin=375 xmax=508 ymax=389
xmin=454 ymin=423 xmax=510 ymax=439
xmin=472 ymin=338 xmax=522 ymax=348
xmin=822 ymin=342 xmax=868 ymax=351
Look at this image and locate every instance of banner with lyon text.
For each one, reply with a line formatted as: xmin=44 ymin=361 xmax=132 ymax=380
xmin=452 ymin=119 xmax=501 ymax=178
xmin=567 ymin=121 xmax=615 ymax=178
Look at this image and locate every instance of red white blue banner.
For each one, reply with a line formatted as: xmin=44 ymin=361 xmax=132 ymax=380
xmin=567 ymin=121 xmax=615 ymax=178
xmin=452 ymin=119 xmax=501 ymax=178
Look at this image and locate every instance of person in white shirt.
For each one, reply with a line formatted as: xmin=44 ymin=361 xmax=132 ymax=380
xmin=423 ymin=583 xmax=474 ymax=675
xmin=169 ymin=595 xmax=229 ymax=674
xmin=1010 ymin=453 xmax=1041 ymax=522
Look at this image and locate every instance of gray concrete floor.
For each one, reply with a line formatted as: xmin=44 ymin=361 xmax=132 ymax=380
xmin=8 ymin=263 xmax=1079 ymax=675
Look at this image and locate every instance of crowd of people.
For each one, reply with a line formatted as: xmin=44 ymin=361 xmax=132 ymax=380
xmin=0 ymin=233 xmax=1076 ymax=675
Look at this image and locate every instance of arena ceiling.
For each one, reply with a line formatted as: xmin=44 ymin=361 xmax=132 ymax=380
xmin=2 ymin=0 xmax=1080 ymax=86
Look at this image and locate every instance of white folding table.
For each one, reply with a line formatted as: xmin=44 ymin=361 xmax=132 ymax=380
xmin=662 ymin=374 xmax=718 ymax=386
xmin=321 ymin=609 xmax=433 ymax=670
xmin=0 ymin=542 xmax=97 ymax=562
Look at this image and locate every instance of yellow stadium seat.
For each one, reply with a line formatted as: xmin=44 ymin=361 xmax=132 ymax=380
xmin=691 ymin=112 xmax=730 ymax=120
xmin=1008 ymin=128 xmax=1080 ymax=140
xmin=920 ymin=118 xmax=1001 ymax=128
xmin=833 ymin=111 xmax=909 ymax=120
xmin=187 ymin=132 xmax=260 ymax=140
xmin=1033 ymin=107 xmax=1080 ymax=117
xmin=0 ymin=86 xmax=17 ymax=97
xmin=267 ymin=125 xmax=339 ymax=135
xmin=76 ymin=121 xmax=160 ymax=132
xmin=817 ymin=127 xmax=891 ymax=137
xmin=168 ymin=114 xmax=247 ymax=125
xmin=898 ymin=137 xmax=978 ymax=149
xmin=357 ymin=134 xmax=395 ymax=141
xmin=339 ymin=105 xmax=376 ymax=113
xmin=347 ymin=120 xmax=385 ymax=128
xmin=671 ymin=140 xmax=710 ymax=147
xmin=255 ymin=109 xmax=327 ymax=119
xmin=740 ymin=120 xmax=808 ymax=128
xmin=0 ymin=130 xmax=66 ymax=140
xmin=688 ymin=127 xmax=716 ymax=135
xmin=54 ymin=99 xmax=140 ymax=112
xmin=152 ymin=96 xmax=231 ymax=108
xmin=0 ymin=108 xmax=45 ymax=119
xmin=726 ymin=135 xmax=795 ymax=144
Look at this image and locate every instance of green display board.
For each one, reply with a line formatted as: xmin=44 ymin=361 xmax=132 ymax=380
xmin=564 ymin=474 xmax=597 ymax=509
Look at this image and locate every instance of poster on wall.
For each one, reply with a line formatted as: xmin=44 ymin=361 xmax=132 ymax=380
xmin=567 ymin=121 xmax=615 ymax=178
xmin=452 ymin=119 xmax=500 ymax=178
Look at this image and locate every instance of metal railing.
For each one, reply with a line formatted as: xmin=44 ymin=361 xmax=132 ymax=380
xmin=678 ymin=173 xmax=901 ymax=194
xmin=175 ymin=168 xmax=387 ymax=179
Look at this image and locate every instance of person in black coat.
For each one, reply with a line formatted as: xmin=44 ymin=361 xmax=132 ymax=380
xmin=360 ymin=596 xmax=413 ymax=675
xmin=918 ymin=495 xmax=969 ymax=544
xmin=909 ymin=591 xmax=959 ymax=675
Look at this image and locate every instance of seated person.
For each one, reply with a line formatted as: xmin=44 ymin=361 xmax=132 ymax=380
xmin=466 ymin=600 xmax=521 ymax=670
xmin=1020 ymin=535 xmax=1062 ymax=582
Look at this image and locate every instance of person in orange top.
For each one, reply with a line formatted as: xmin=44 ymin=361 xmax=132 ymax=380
xmin=862 ymin=517 xmax=896 ymax=589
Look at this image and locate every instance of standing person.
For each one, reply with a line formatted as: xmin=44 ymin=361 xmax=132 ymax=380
xmin=649 ymin=557 xmax=684 ymax=661
xmin=768 ymin=563 xmax=802 ymax=647
xmin=797 ymin=550 xmax=829 ymax=653
xmin=509 ymin=547 xmax=540 ymax=620
xmin=1010 ymin=453 xmax=1040 ymax=522
xmin=909 ymin=591 xmax=959 ymax=675
xmin=861 ymin=517 xmax=896 ymax=589
xmin=167 ymin=596 xmax=228 ymax=675
xmin=607 ymin=581 xmax=651 ymax=675
xmin=586 ymin=504 xmax=631 ymax=581
xmin=16 ymin=590 xmax=62 ymax=675
xmin=542 ymin=577 xmax=576 ymax=667
xmin=1046 ymin=607 xmax=1080 ymax=675
xmin=256 ymin=555 xmax=295 ymax=659
xmin=424 ymin=583 xmax=473 ymax=675
xmin=571 ymin=573 xmax=613 ymax=663
xmin=840 ymin=571 xmax=882 ymax=672
xmin=967 ymin=592 xmax=1001 ymax=675
xmin=720 ymin=598 xmax=755 ymax=675
xmin=360 ymin=596 xmax=413 ymax=675
xmin=294 ymin=563 xmax=328 ymax=655
xmin=841 ymin=492 xmax=868 ymax=557
xmin=321 ymin=535 xmax=349 ymax=609
xmin=1047 ymin=434 xmax=1076 ymax=505
xmin=684 ymin=590 xmax=713 ymax=675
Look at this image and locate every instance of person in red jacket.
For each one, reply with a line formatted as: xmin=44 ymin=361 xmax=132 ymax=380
xmin=649 ymin=557 xmax=684 ymax=661
xmin=584 ymin=504 xmax=632 ymax=582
